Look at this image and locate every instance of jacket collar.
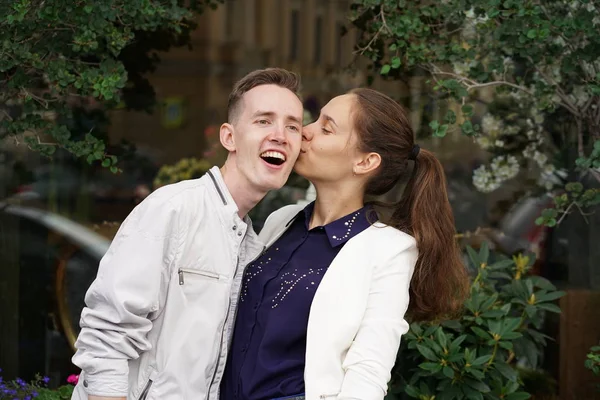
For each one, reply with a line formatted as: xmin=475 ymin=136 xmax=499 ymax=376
xmin=298 ymin=202 xmax=374 ymax=248
xmin=206 ymin=166 xmax=251 ymax=228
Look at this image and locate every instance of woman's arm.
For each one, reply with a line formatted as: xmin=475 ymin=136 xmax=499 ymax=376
xmin=339 ymin=239 xmax=417 ymax=400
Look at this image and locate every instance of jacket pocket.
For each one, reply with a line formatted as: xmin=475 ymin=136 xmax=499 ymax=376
xmin=319 ymin=393 xmax=340 ymax=399
xmin=178 ymin=268 xmax=220 ymax=285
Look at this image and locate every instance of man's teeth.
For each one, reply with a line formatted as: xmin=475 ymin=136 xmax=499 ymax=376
xmin=260 ymin=151 xmax=286 ymax=161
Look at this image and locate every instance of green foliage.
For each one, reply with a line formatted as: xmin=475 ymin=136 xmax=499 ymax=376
xmin=0 ymin=373 xmax=74 ymax=399
xmin=350 ymin=0 xmax=600 ymax=226
xmin=0 ymin=0 xmax=222 ymax=165
xmin=153 ymin=157 xmax=212 ymax=189
xmin=585 ymin=342 xmax=600 ymax=377
xmin=385 ymin=243 xmax=565 ymax=400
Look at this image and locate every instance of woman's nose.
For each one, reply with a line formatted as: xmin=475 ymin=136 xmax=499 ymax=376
xmin=302 ymin=124 xmax=314 ymax=142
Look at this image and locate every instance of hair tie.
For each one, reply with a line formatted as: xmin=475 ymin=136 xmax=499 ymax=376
xmin=409 ymin=144 xmax=420 ymax=160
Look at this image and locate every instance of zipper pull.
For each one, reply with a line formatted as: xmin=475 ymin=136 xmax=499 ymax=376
xmin=178 ymin=269 xmax=184 ymax=285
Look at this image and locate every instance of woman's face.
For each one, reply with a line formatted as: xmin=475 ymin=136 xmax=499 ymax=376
xmin=295 ymin=94 xmax=363 ymax=184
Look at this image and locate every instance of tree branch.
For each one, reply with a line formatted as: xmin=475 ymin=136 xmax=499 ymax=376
xmin=576 ymin=116 xmax=584 ymax=157
xmin=425 ymin=65 xmax=536 ymax=96
xmin=353 ymin=8 xmax=392 ymax=55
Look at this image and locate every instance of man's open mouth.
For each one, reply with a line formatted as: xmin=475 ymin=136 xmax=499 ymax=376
xmin=260 ymin=151 xmax=286 ymax=166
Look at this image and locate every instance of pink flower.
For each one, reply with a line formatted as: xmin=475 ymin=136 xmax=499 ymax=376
xmin=67 ymin=374 xmax=79 ymax=385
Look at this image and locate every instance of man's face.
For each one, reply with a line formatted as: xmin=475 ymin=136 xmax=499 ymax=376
xmin=223 ymin=84 xmax=303 ymax=193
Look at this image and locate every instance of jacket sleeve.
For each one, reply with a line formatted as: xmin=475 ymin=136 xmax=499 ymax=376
xmin=339 ymin=237 xmax=417 ymax=400
xmin=71 ymin=195 xmax=183 ymax=397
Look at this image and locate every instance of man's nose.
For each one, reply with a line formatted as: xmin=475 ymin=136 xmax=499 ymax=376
xmin=268 ymin=124 xmax=288 ymax=144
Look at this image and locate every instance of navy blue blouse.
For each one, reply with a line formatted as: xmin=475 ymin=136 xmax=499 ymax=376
xmin=220 ymin=202 xmax=373 ymax=400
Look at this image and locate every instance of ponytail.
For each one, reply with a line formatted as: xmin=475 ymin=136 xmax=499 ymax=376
xmin=349 ymin=87 xmax=469 ymax=321
xmin=392 ymin=148 xmax=469 ymax=321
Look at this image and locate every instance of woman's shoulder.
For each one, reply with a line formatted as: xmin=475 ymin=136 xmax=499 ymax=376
xmin=358 ymin=222 xmax=417 ymax=252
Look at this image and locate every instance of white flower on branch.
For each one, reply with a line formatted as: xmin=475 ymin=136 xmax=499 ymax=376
xmin=523 ymin=143 xmax=537 ymax=158
xmin=481 ymin=114 xmax=503 ymax=136
xmin=473 ymin=165 xmax=501 ymax=193
xmin=533 ymin=151 xmax=549 ymax=167
xmin=491 ymin=155 xmax=520 ymax=180
xmin=476 ymin=136 xmax=492 ymax=150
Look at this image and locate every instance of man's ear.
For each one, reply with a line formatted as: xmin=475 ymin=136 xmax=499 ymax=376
xmin=220 ymin=123 xmax=236 ymax=152
xmin=353 ymin=152 xmax=381 ymax=177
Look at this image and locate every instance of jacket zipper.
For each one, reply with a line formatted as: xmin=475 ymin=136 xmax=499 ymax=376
xmin=178 ymin=268 xmax=220 ymax=285
xmin=319 ymin=394 xmax=339 ymax=399
xmin=138 ymin=379 xmax=153 ymax=400
xmin=206 ymin=247 xmax=266 ymax=397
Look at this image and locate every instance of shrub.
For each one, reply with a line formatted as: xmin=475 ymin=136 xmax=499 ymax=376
xmin=386 ymin=243 xmax=565 ymax=400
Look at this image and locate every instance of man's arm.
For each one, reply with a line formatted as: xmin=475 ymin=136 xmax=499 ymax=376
xmin=73 ymin=195 xmax=182 ymax=398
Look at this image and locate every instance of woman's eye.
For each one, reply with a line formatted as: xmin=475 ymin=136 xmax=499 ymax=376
xmin=322 ymin=128 xmax=332 ymax=134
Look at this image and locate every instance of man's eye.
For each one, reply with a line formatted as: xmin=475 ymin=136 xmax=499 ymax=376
xmin=257 ymin=119 xmax=269 ymax=125
xmin=288 ymin=125 xmax=300 ymax=132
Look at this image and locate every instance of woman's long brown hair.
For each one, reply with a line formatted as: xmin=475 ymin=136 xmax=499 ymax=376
xmin=351 ymin=88 xmax=469 ymax=321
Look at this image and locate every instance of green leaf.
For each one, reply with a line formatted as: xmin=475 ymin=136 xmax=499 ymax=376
xmin=444 ymin=110 xmax=457 ymax=124
xmin=410 ymin=322 xmax=424 ymax=336
xmin=443 ymin=365 xmax=455 ymax=379
xmin=489 ymin=258 xmax=514 ymax=270
xmin=417 ymin=344 xmax=439 ymax=361
xmin=479 ymin=242 xmax=490 ymax=263
xmin=471 ymin=327 xmax=491 ymax=340
xmin=495 ymin=361 xmax=518 ymax=381
xmin=461 ymin=104 xmax=474 ymax=117
xmin=472 ymin=354 xmax=493 ymax=365
xmin=502 ymin=332 xmax=523 ymax=340
xmin=529 ymin=276 xmax=556 ymax=291
xmin=506 ymin=393 xmax=531 ymax=400
xmin=442 ymin=320 xmax=462 ymax=331
xmin=527 ymin=29 xmax=537 ymax=38
xmin=535 ymin=291 xmax=566 ymax=302
xmin=436 ymin=328 xmax=448 ymax=349
xmin=420 ymin=362 xmax=443 ymax=372
xmin=465 ymin=378 xmax=491 ymax=393
xmin=499 ymin=341 xmax=513 ymax=350
xmin=404 ymin=384 xmax=420 ymax=398
xmin=381 ymin=64 xmax=391 ymax=75
xmin=536 ymin=303 xmax=562 ymax=313
xmin=462 ymin=385 xmax=484 ymax=400
xmin=461 ymin=120 xmax=474 ymax=135
xmin=502 ymin=317 xmax=522 ymax=333
xmin=466 ymin=246 xmax=479 ymax=268
xmin=102 ymin=158 xmax=111 ymax=167
xmin=449 ymin=334 xmax=468 ymax=351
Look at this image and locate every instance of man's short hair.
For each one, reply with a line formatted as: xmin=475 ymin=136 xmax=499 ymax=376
xmin=227 ymin=68 xmax=301 ymax=123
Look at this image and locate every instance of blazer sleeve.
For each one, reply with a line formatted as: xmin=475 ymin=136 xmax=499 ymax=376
xmin=339 ymin=236 xmax=418 ymax=400
xmin=71 ymin=195 xmax=183 ymax=397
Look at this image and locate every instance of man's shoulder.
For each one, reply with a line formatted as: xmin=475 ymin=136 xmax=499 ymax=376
xmin=137 ymin=176 xmax=211 ymax=218
xmin=266 ymin=203 xmax=304 ymax=225
xmin=258 ymin=203 xmax=304 ymax=242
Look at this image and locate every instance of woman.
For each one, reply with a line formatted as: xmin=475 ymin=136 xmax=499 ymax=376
xmin=220 ymin=88 xmax=469 ymax=400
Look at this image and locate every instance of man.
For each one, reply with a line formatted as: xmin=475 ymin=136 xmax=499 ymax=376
xmin=71 ymin=68 xmax=304 ymax=400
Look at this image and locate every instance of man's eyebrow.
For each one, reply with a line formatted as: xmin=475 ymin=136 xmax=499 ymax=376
xmin=286 ymin=114 xmax=302 ymax=125
xmin=322 ymin=114 xmax=338 ymax=127
xmin=250 ymin=110 xmax=275 ymax=119
xmin=251 ymin=110 xmax=302 ymax=125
